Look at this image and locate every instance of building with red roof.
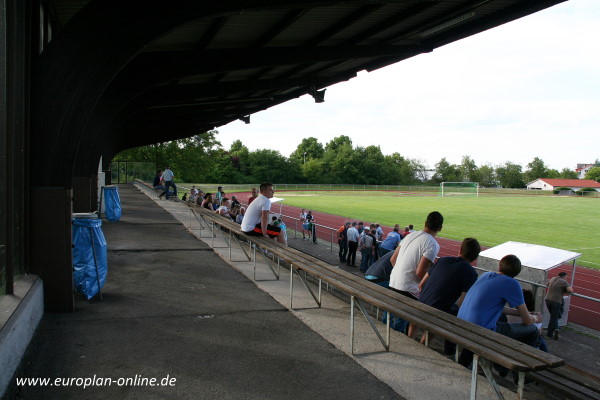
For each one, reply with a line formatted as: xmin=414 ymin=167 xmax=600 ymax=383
xmin=527 ymin=178 xmax=600 ymax=192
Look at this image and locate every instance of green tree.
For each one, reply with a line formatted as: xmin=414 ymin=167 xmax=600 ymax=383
xmin=228 ymin=139 xmax=250 ymax=176
xmin=113 ymin=130 xmax=223 ymax=183
xmin=432 ymin=158 xmax=460 ymax=183
xmin=362 ymin=145 xmax=386 ymax=184
xmin=524 ymin=157 xmax=549 ymax=183
xmin=496 ymin=162 xmax=525 ymax=188
xmin=324 ymin=144 xmax=360 ymax=184
xmin=559 ymin=168 xmax=578 ymax=179
xmin=301 ymin=159 xmax=326 ymax=183
xmin=546 ymin=169 xmax=560 ymax=179
xmin=409 ymin=159 xmax=430 ymax=183
xmin=290 ymin=137 xmax=324 ymax=163
xmin=382 ymin=154 xmax=419 ymax=185
xmin=476 ymin=164 xmax=497 ymax=187
xmin=247 ymin=149 xmax=302 ymax=183
xmin=324 ymin=135 xmax=352 ymax=152
xmin=459 ymin=155 xmax=478 ymax=182
xmin=584 ymin=167 xmax=600 ymax=182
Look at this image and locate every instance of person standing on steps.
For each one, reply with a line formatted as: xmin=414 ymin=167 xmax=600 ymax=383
xmin=162 ymin=166 xmax=177 ymax=200
xmin=545 ymin=271 xmax=573 ymax=340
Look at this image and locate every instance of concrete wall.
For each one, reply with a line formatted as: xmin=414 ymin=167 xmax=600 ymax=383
xmin=0 ymin=276 xmax=44 ymax=398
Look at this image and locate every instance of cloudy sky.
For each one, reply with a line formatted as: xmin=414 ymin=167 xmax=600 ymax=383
xmin=217 ymin=0 xmax=599 ymax=171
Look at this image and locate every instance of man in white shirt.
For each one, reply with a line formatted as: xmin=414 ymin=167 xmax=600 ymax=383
xmin=346 ymin=222 xmax=360 ymax=266
xmin=162 ymin=166 xmax=177 ymax=200
xmin=389 ymin=211 xmax=444 ymax=337
xmin=240 ymin=183 xmax=286 ymax=244
xmin=216 ymin=198 xmax=235 ymax=219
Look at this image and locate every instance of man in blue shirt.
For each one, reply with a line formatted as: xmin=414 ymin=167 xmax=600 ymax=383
xmin=457 ymin=254 xmax=541 ymax=366
xmin=379 ymin=225 xmax=402 ymax=256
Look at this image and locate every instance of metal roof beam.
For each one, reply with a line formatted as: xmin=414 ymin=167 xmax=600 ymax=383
xmin=135 ymin=43 xmax=429 ymax=78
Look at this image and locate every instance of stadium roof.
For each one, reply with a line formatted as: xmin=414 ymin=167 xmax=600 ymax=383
xmin=33 ymin=0 xmax=567 ymax=186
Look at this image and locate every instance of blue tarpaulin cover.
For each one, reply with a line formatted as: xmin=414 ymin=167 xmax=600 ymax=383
xmin=104 ymin=186 xmax=121 ymax=222
xmin=72 ymin=217 xmax=108 ymax=300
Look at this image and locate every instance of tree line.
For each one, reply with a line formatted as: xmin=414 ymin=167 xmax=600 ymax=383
xmin=114 ymin=131 xmax=599 ymax=187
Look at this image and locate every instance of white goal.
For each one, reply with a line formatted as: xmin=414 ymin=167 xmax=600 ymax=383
xmin=440 ymin=182 xmax=479 ymax=197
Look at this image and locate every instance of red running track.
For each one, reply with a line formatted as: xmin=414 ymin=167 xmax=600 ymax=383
xmin=232 ymin=192 xmax=600 ymax=331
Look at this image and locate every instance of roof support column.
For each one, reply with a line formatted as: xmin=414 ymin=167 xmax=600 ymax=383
xmin=29 ymin=187 xmax=73 ymax=312
xmin=73 ymin=176 xmax=97 ymax=213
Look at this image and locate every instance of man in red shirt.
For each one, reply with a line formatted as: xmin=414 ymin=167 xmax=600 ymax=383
xmin=248 ymin=187 xmax=258 ymax=205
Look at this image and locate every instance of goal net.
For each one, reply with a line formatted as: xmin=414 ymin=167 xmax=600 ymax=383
xmin=440 ymin=182 xmax=479 ymax=197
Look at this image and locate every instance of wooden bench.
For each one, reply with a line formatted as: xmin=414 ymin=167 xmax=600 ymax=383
xmin=528 ymin=365 xmax=600 ymax=400
xmin=134 ymin=180 xmax=569 ymax=399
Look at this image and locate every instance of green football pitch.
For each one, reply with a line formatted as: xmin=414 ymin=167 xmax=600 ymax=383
xmin=276 ymin=191 xmax=600 ymax=269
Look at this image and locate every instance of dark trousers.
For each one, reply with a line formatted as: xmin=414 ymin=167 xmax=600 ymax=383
xmin=164 ymin=180 xmax=177 ymax=199
xmin=545 ymin=299 xmax=562 ymax=337
xmin=347 ymin=241 xmax=358 ymax=265
xmin=459 ymin=322 xmax=540 ymax=367
xmin=338 ymin=239 xmax=348 ymax=262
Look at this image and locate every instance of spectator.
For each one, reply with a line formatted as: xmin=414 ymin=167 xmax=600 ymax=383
xmin=231 ymin=195 xmax=241 ymax=209
xmin=277 ymin=215 xmax=288 ymax=245
xmin=305 ymin=211 xmax=315 ymax=243
xmin=153 ymin=170 xmax=166 ymax=199
xmin=201 ymin=193 xmax=215 ymax=210
xmin=545 ymin=271 xmax=573 ymax=340
xmin=346 ymin=222 xmax=359 ymax=267
xmin=457 ymin=254 xmax=542 ymax=367
xmin=215 ymin=186 xmax=224 ymax=206
xmin=369 ymin=223 xmax=380 ymax=261
xmin=216 ymin=197 xmax=235 ymax=219
xmin=299 ymin=208 xmax=309 ymax=239
xmin=375 ymin=223 xmax=384 ymax=241
xmin=162 ymin=166 xmax=177 ymax=200
xmin=418 ymin=238 xmax=481 ymax=354
xmin=359 ymin=227 xmax=375 ymax=272
xmin=357 ymin=222 xmax=364 ymax=235
xmin=403 ymin=226 xmax=410 ymax=236
xmin=389 ymin=211 xmax=444 ymax=338
xmin=337 ymin=222 xmax=351 ymax=263
xmin=409 ymin=224 xmax=415 ymax=233
xmin=248 ymin=187 xmax=258 ymax=205
xmin=364 ymin=251 xmax=407 ymax=332
xmin=379 ymin=226 xmax=401 ymax=256
xmin=240 ymin=183 xmax=286 ymax=245
xmin=195 ymin=190 xmax=205 ymax=206
xmin=235 ymin=207 xmax=245 ymax=224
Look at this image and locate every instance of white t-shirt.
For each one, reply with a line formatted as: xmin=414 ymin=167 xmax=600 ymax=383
xmin=240 ymin=194 xmax=271 ymax=232
xmin=389 ymin=230 xmax=439 ymax=293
